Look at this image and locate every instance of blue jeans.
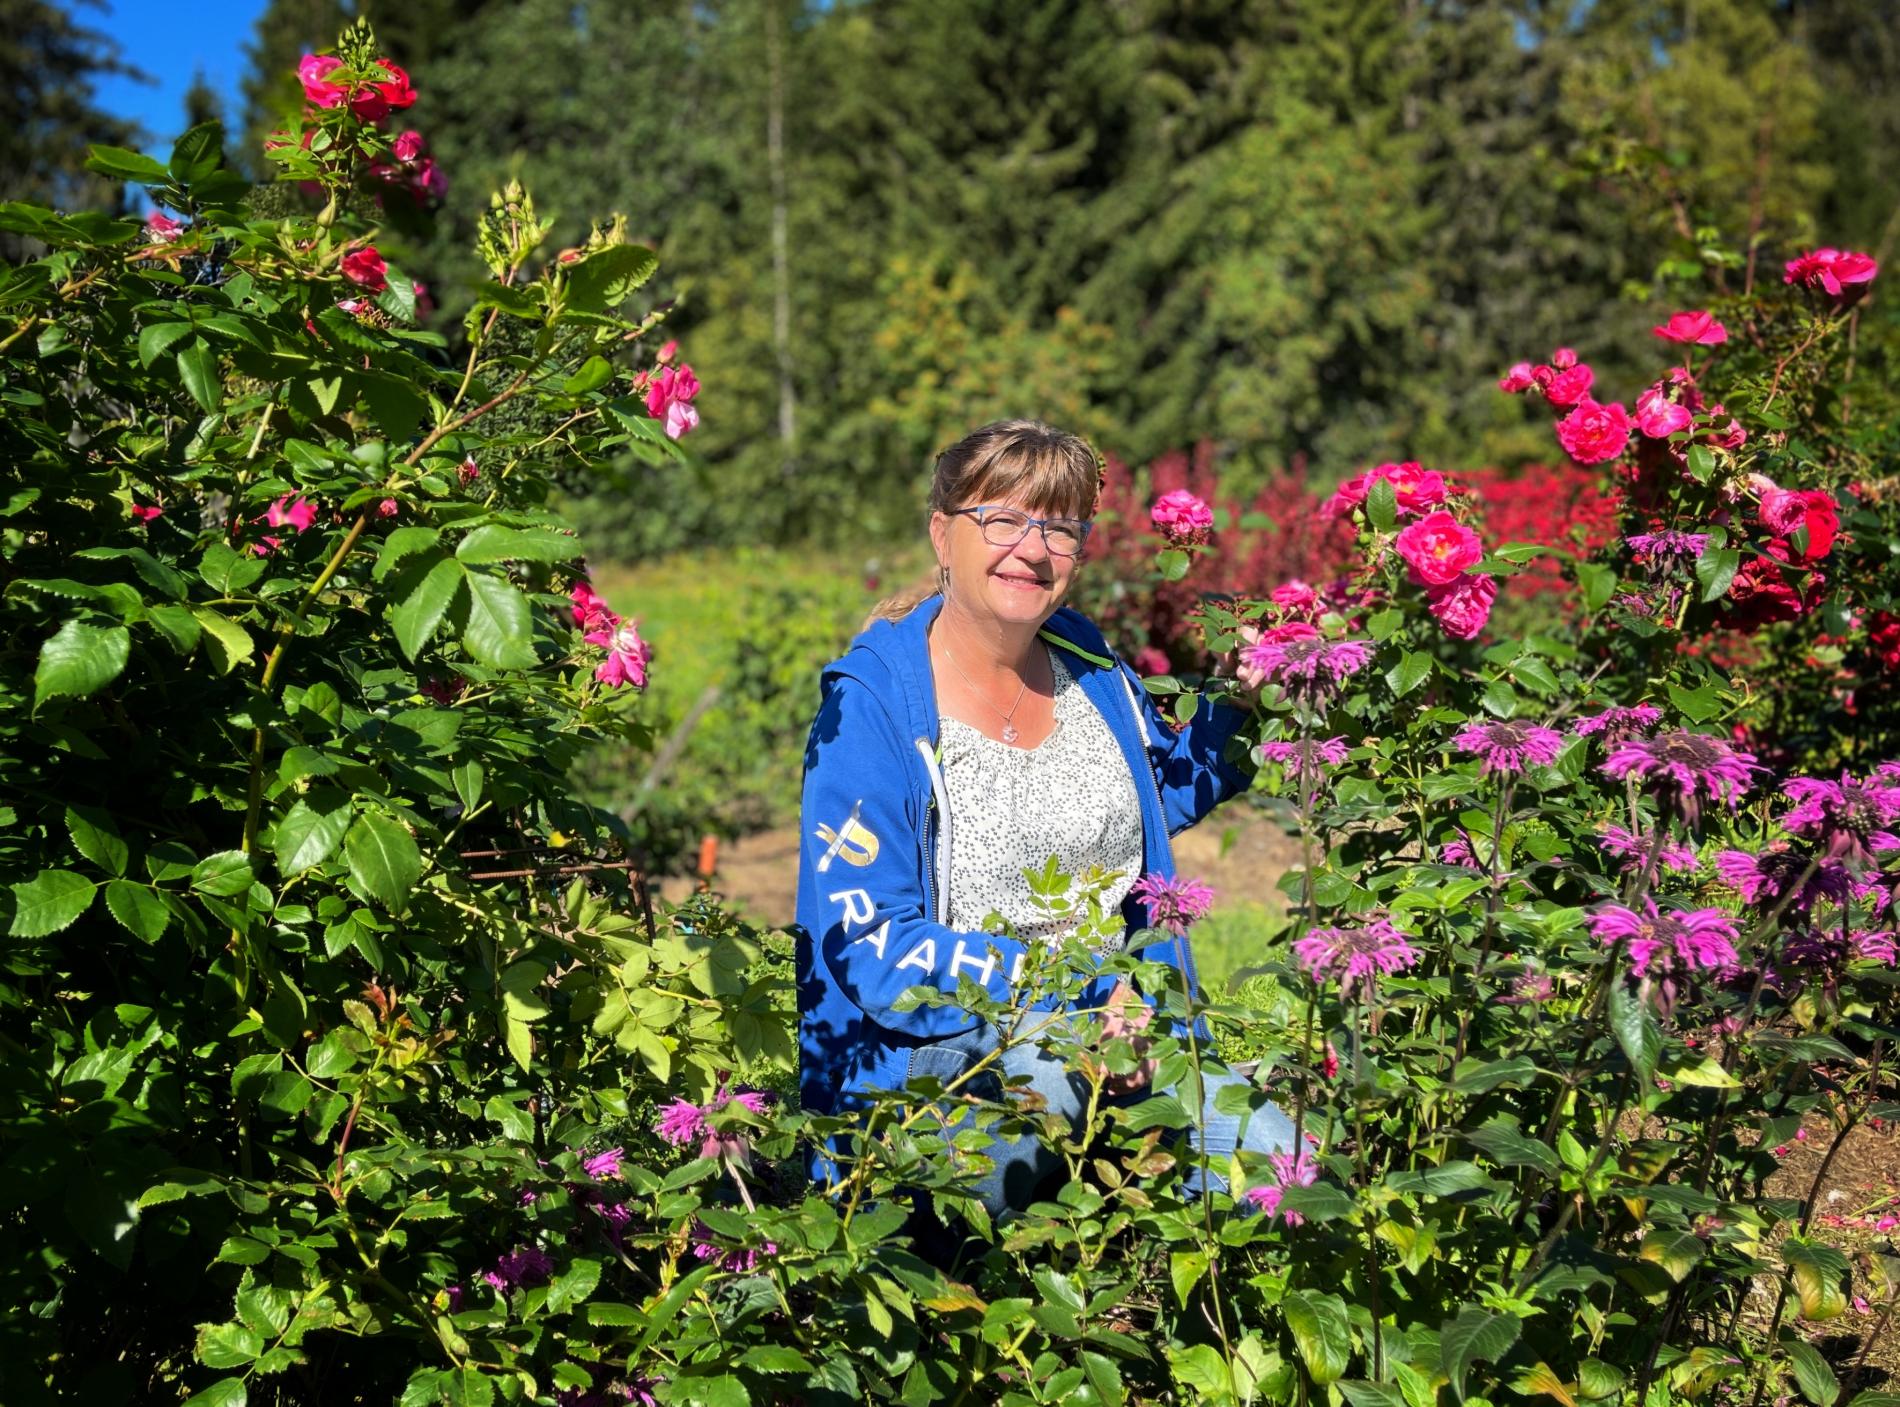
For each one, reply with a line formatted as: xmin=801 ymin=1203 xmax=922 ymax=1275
xmin=906 ymin=1018 xmax=1297 ymax=1222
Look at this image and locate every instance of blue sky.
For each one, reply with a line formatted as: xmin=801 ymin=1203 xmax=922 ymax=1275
xmin=85 ymin=0 xmax=269 ymax=156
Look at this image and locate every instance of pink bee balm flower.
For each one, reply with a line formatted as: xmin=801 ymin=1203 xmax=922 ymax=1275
xmin=297 ymin=53 xmax=348 ymax=108
xmin=1239 ymin=633 xmax=1374 ymax=706
xmin=1714 ymin=846 xmax=1850 ymax=913
xmin=483 ymin=1245 xmax=554 ymax=1293
xmin=1555 ymin=397 xmax=1632 ymax=465
xmin=1653 ymin=311 xmax=1728 ymax=345
xmin=1243 ymin=1150 xmax=1320 ymax=1225
xmin=689 ymin=1221 xmax=778 ymax=1273
xmin=1151 ymin=489 xmax=1215 ymax=546
xmin=145 ymin=209 xmax=183 ymax=243
xmin=1440 ymin=835 xmax=1484 ymax=870
xmin=588 ymin=619 xmax=651 ymax=689
xmin=1588 ymin=898 xmax=1740 ymax=978
xmin=1426 ymin=572 xmax=1497 ymax=640
xmin=266 ymin=494 xmax=317 ymax=533
xmin=1393 ymin=511 xmax=1483 ymax=587
xmin=129 ymin=502 xmax=163 ymax=523
xmin=582 ymin=1147 xmax=623 ymax=1180
xmin=1599 ymin=824 xmax=1700 ymax=875
xmin=569 ymin=580 xmax=616 ymax=630
xmin=1601 ymin=730 xmax=1761 ymax=827
xmin=1255 ymin=736 xmax=1349 ymax=779
xmin=1780 ymin=772 xmax=1900 ymax=865
xmin=1130 ymin=872 xmax=1216 ymax=935
xmin=645 ymin=364 xmax=701 ymax=440
xmin=341 ymin=246 xmax=388 ymax=292
xmin=1452 ymin=719 xmax=1565 ymax=776
xmin=1784 ymin=248 xmax=1879 ymax=298
xmin=1542 ymin=364 xmax=1595 ymax=408
xmin=1292 ymin=918 xmax=1418 ymax=997
xmin=1571 ymin=704 xmax=1663 ymax=743
xmin=653 ymin=1099 xmax=708 ymax=1148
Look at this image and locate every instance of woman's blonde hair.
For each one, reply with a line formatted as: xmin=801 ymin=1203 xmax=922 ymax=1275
xmin=865 ymin=419 xmax=1104 ymax=626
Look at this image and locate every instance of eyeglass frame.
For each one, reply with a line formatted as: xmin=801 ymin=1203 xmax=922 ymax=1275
xmin=943 ymin=504 xmax=1094 ymax=557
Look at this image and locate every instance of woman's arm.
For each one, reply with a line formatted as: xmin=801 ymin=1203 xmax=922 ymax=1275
xmin=797 ymin=674 xmax=1041 ymax=1040
xmin=1127 ymin=664 xmax=1255 ymax=836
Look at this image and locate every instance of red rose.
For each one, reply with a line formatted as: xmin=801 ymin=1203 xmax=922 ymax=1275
xmin=1758 ymin=486 xmax=1838 ymax=560
xmin=341 ymin=246 xmax=388 ymax=292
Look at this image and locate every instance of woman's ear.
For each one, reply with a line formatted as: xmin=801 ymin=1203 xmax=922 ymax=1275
xmin=928 ymin=511 xmax=950 ymax=570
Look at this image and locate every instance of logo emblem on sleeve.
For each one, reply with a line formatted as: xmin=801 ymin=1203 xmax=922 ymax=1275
xmin=814 ymin=802 xmax=879 ymax=870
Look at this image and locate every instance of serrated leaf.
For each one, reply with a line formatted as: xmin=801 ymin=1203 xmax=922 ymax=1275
xmin=499 ymin=960 xmax=551 ymax=1023
xmin=9 ymin=870 xmax=97 ymax=937
xmin=192 ymin=609 xmax=254 ymax=674
xmin=461 ymin=571 xmax=536 ymax=669
xmin=374 ymin=526 xmax=441 ymax=581
xmin=1686 ymin=444 xmax=1716 ymax=483
xmin=388 ymin=557 xmax=465 ymax=661
xmin=1576 ymin=562 xmax=1617 ymax=613
xmin=183 ymin=1378 xmax=248 ymax=1407
xmin=344 ymin=811 xmax=421 ymax=911
xmin=88 ymin=144 xmax=173 ymax=184
xmin=195 ymin=1321 xmax=263 ymax=1370
xmin=139 ymin=322 xmax=195 ymax=366
xmin=563 ymin=244 xmax=657 ymax=314
xmin=455 ymin=525 xmax=585 ymax=564
xmin=274 ymin=795 xmax=353 ymax=875
xmin=104 ymin=880 xmax=170 ymax=942
xmin=1366 ymin=477 xmax=1399 ymax=532
xmin=1170 ymin=1250 xmax=1208 ymax=1307
xmin=34 ymin=620 xmax=130 ymax=709
xmin=197 ymin=542 xmax=266 ymax=594
xmin=192 ymin=851 xmax=254 ymax=896
xmin=66 ymin=806 xmax=128 ymax=876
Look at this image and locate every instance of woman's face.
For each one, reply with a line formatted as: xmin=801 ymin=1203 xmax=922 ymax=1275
xmin=930 ymin=492 xmax=1086 ymax=632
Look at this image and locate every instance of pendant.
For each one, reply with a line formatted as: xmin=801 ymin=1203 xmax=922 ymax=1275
xmin=1002 ymin=723 xmax=1019 ymax=744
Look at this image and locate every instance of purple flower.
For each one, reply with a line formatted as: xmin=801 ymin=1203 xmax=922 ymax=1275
xmin=1780 ymin=772 xmax=1900 ymax=866
xmin=583 ymin=1146 xmax=624 ymax=1180
xmin=1601 ymin=730 xmax=1762 ymax=827
xmin=1440 ymin=834 xmax=1485 ymax=870
xmin=1599 ymin=823 xmax=1700 ymax=875
xmin=1588 ymin=898 xmax=1740 ymax=978
xmin=1452 ymin=719 xmax=1565 ymax=776
xmin=1243 ymin=1150 xmax=1320 ymax=1225
xmin=654 ymin=1099 xmax=708 ymax=1148
xmin=1255 ymin=736 xmax=1350 ymax=778
xmin=1292 ymin=918 xmax=1418 ymax=997
xmin=1783 ymin=928 xmax=1898 ymax=969
xmin=689 ymin=1220 xmax=778 ymax=1273
xmin=1572 ymin=704 xmax=1664 ymax=745
xmin=1131 ymin=873 xmax=1217 ymax=936
xmin=1715 ymin=846 xmax=1851 ymax=913
xmin=726 ymin=1089 xmax=772 ymax=1117
xmin=1626 ymin=531 xmax=1708 ymax=564
xmin=483 ymin=1245 xmax=554 ymax=1293
xmin=1497 ymin=970 xmax=1555 ymax=1005
xmin=1240 ymin=634 xmax=1375 ymax=706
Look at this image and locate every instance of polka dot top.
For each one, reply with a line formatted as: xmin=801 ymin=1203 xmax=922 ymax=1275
xmin=939 ymin=649 xmax=1143 ymax=946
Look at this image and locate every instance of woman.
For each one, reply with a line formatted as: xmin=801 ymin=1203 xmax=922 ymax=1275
xmin=794 ymin=419 xmax=1294 ymax=1228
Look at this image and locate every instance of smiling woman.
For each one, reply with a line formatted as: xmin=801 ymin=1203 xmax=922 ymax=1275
xmin=794 ymin=419 xmax=1292 ymax=1246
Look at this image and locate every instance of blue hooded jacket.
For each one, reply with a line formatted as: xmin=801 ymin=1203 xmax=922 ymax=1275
xmin=794 ymin=595 xmax=1253 ymax=1142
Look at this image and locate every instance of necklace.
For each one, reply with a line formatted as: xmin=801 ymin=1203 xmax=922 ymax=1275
xmin=941 ymin=639 xmax=1033 ymax=744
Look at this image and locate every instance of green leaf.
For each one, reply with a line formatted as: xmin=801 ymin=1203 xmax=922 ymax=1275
xmin=563 ymin=243 xmax=658 ymax=314
xmin=1480 ymin=678 xmax=1519 ymax=719
xmin=455 ymin=525 xmax=586 ymax=565
xmin=499 ymin=960 xmax=551 ymax=1023
xmin=196 ymin=1321 xmax=263 ymax=1369
xmin=197 ymin=542 xmax=266 ymax=594
xmin=1576 ymin=562 xmax=1616 ymax=613
xmin=1366 ymin=477 xmax=1399 ymax=532
xmin=168 ymin=120 xmax=225 ymax=184
xmin=274 ymin=795 xmax=353 ymax=875
xmin=1639 ymin=1229 xmax=1706 ymax=1282
xmin=1783 ymin=1239 xmax=1850 ymax=1321
xmin=1695 ymin=548 xmax=1741 ymax=603
xmin=34 ymin=620 xmax=130 ymax=710
xmin=1608 ymin=981 xmax=1662 ymax=1082
xmin=1461 ymin=1118 xmax=1560 ymax=1174
xmin=451 ymin=760 xmax=484 ymax=812
xmin=66 ymin=806 xmax=128 ymax=876
xmin=192 ymin=609 xmax=254 ymax=674
xmin=344 ymin=811 xmax=421 ymax=911
xmin=545 ymin=1257 xmax=602 ymax=1314
xmin=1282 ymin=1289 xmax=1353 ymax=1385
xmin=1686 ymin=444 xmax=1716 ymax=483
xmin=461 ymin=571 xmax=537 ymax=669
xmin=562 ymin=355 xmax=614 ymax=395
xmin=1577 ymin=1361 xmax=1625 ymax=1401
xmin=1170 ymin=1250 xmax=1208 ymax=1307
xmin=87 ymin=145 xmax=172 ymax=184
xmin=389 ymin=557 xmax=466 ymax=661
xmin=374 ymin=526 xmax=442 ymax=581
xmin=1786 ymin=1341 xmax=1840 ymax=1407
xmin=1155 ymin=548 xmax=1190 ymax=582
xmin=139 ymin=321 xmax=196 ymax=366
xmin=183 ymin=1378 xmax=249 ymax=1407
xmin=358 ymin=374 xmax=426 ymax=442
xmin=1514 ymin=657 xmax=1561 ymax=695
xmin=1388 ymin=650 xmax=1433 ymax=699
xmin=1440 ymin=1305 xmax=1520 ymax=1400
xmin=177 ymin=338 xmax=221 ymax=413
xmin=9 ymin=870 xmax=97 ymax=937
xmin=192 ymin=852 xmax=255 ymax=897
xmin=1341 ymin=1383 xmax=1411 ymax=1407
xmin=104 ymin=880 xmax=170 ymax=942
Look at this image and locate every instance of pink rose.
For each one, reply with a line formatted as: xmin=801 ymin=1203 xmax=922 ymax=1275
xmin=1271 ymin=580 xmax=1321 ymax=613
xmin=1498 ymin=362 xmax=1538 ymax=394
xmin=588 ymin=620 xmax=651 ymax=689
xmin=657 ymin=340 xmax=678 ymax=365
xmin=1426 ymin=572 xmax=1498 ymax=640
xmin=412 ymin=281 xmax=434 ymax=318
xmin=1394 ymin=511 xmax=1484 ymax=587
xmin=297 ymin=54 xmax=347 ymax=108
xmin=1708 ymin=415 xmax=1746 ymax=451
xmin=130 ymin=503 xmax=163 ymax=523
xmin=341 ymin=246 xmax=388 ymax=292
xmin=348 ymin=58 xmax=417 ymax=122
xmin=1784 ymin=248 xmax=1879 ymax=298
xmin=645 ymin=364 xmax=702 ymax=441
xmin=1550 ymin=347 xmax=1578 ymax=370
xmin=377 ymin=499 xmax=399 ymax=518
xmin=1555 ymin=397 xmax=1632 ymax=465
xmin=266 ymin=494 xmax=317 ymax=533
xmin=1542 ymin=364 xmax=1595 ymax=408
xmin=458 ymin=456 xmax=480 ymax=486
xmin=1151 ymin=489 xmax=1215 ymax=546
xmin=1653 ymin=310 xmax=1728 ymax=345
xmin=392 ymin=129 xmax=426 ymax=162
xmin=145 ymin=210 xmax=183 ymax=243
xmin=1376 ymin=461 xmax=1449 ymax=515
xmin=1634 ymin=383 xmax=1693 ymax=438
xmin=1132 ymin=646 xmax=1171 ymax=677
xmin=1759 ymin=487 xmax=1839 ymax=560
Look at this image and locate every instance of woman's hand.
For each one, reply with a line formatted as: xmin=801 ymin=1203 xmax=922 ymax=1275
xmin=1212 ymin=623 xmax=1265 ymax=708
xmin=1099 ymin=979 xmax=1158 ymax=1095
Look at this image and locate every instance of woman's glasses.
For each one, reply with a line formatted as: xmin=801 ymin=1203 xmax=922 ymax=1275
xmin=946 ymin=505 xmax=1092 ymax=557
